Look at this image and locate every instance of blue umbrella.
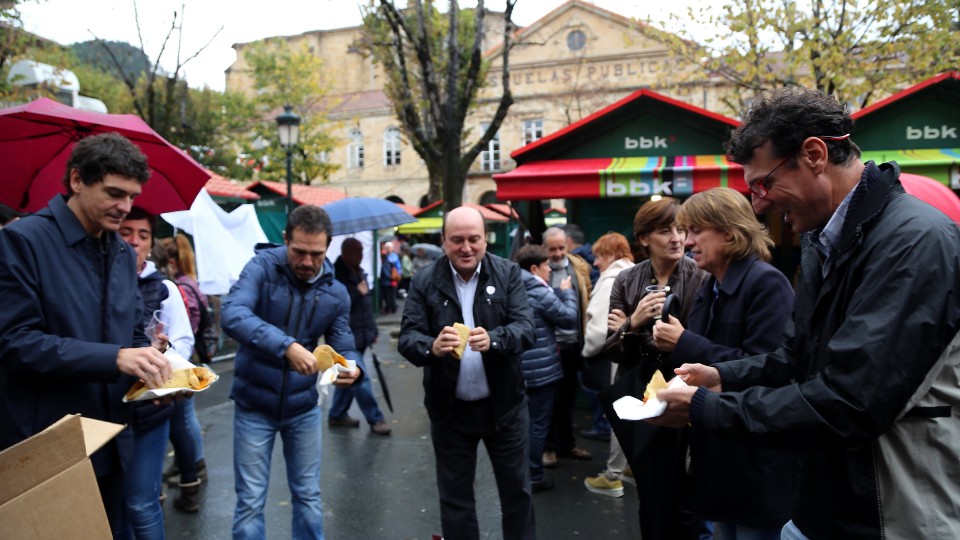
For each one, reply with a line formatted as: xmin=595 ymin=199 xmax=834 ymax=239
xmin=321 ymin=197 xmax=417 ymax=235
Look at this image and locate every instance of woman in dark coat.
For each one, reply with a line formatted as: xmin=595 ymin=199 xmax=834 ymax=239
xmin=604 ymin=197 xmax=709 ymax=540
xmin=653 ymin=188 xmax=795 ymax=540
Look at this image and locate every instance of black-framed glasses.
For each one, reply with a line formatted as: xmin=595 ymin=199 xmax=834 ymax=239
xmin=747 ymin=154 xmax=792 ymax=198
xmin=745 ymin=134 xmax=851 ymax=198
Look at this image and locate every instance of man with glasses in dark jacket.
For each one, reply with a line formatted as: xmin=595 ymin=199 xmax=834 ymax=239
xmin=653 ymin=87 xmax=960 ymax=539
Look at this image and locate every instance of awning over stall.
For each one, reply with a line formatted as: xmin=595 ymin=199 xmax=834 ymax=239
xmin=495 ymin=155 xmax=745 ymax=200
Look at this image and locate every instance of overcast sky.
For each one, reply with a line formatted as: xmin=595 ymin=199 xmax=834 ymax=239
xmin=16 ymin=0 xmax=707 ymax=91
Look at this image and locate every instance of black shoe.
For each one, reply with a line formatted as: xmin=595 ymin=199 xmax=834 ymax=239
xmin=579 ymin=429 xmax=611 ymax=442
xmin=531 ymin=477 xmax=555 ymax=493
xmin=329 ymin=416 xmax=361 ymax=428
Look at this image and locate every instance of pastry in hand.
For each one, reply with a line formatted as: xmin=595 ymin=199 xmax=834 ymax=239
xmin=124 ymin=366 xmax=216 ymax=401
xmin=314 ymin=344 xmax=348 ymax=371
xmin=642 ymin=369 xmax=668 ymax=403
xmin=450 ymin=322 xmax=471 ymax=360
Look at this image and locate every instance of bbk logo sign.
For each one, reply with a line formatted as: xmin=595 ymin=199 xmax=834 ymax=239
xmin=604 ymin=174 xmax=694 ymax=197
xmin=625 ymin=135 xmax=670 ymax=150
xmin=906 ymin=125 xmax=957 ymax=140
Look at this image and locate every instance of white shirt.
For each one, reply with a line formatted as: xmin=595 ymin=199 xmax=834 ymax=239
xmin=450 ymin=261 xmax=490 ymax=400
xmin=140 ymin=261 xmax=195 ymax=357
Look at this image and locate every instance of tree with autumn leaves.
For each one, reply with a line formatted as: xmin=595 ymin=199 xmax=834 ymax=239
xmin=647 ymin=0 xmax=960 ymax=115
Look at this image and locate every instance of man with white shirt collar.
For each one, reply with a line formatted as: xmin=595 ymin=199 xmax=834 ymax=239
xmin=400 ymin=206 xmax=537 ymax=540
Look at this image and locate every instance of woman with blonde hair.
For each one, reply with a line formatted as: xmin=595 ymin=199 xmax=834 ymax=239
xmin=580 ymin=232 xmax=634 ymax=497
xmin=653 ymin=187 xmax=795 ymax=540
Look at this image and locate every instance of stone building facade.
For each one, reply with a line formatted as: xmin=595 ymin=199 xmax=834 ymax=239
xmin=225 ymin=0 xmax=731 ymax=208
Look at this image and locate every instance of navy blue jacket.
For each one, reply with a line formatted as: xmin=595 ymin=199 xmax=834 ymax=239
xmin=519 ymin=270 xmax=578 ymax=388
xmin=673 ymin=256 xmax=795 ymax=529
xmin=222 ymin=245 xmax=361 ymax=419
xmin=334 ymin=256 xmax=378 ymax=351
xmin=0 ymin=195 xmax=144 ymax=476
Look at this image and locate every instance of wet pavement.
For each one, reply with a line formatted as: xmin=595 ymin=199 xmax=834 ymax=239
xmin=164 ymin=301 xmax=641 ymax=539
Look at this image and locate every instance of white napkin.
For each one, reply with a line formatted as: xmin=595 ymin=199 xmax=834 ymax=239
xmin=613 ymin=375 xmax=688 ymax=421
xmin=122 ymin=348 xmax=219 ymax=402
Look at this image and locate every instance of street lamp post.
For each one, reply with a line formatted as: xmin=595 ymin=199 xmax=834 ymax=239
xmin=275 ymin=104 xmax=301 ymax=219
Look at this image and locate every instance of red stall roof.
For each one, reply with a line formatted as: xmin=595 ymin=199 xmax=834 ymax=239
xmin=496 ymin=156 xmax=745 ymax=201
xmin=204 ymin=172 xmax=259 ymax=200
xmin=246 ymin=180 xmax=347 ymax=206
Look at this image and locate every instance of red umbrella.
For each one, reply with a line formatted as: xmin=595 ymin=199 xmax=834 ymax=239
xmin=0 ymin=98 xmax=210 ymax=215
xmin=900 ymin=173 xmax=960 ymax=224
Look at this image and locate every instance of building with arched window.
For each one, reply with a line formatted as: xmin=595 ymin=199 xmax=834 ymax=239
xmin=226 ymin=1 xmax=732 ymax=208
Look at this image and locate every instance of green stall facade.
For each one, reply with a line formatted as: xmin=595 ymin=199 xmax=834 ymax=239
xmin=853 ymin=71 xmax=960 ymax=193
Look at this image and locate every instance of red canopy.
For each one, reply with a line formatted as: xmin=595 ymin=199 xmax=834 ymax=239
xmin=494 ymin=155 xmax=745 ymax=200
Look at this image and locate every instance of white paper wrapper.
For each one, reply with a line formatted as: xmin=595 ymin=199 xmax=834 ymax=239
xmin=613 ymin=375 xmax=688 ymax=421
xmin=122 ymin=348 xmax=219 ymax=402
xmin=316 ymin=360 xmax=358 ymax=405
xmin=318 ymin=360 xmax=358 ymax=386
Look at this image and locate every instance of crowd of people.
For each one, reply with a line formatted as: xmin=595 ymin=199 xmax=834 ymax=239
xmin=1 ymin=86 xmax=958 ymax=540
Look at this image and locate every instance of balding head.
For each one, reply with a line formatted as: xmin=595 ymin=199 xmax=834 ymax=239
xmin=544 ymin=226 xmax=568 ymax=263
xmin=442 ymin=206 xmax=487 ymax=280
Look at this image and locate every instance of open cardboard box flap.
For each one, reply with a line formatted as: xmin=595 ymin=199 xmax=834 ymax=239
xmin=0 ymin=414 xmax=124 ymax=539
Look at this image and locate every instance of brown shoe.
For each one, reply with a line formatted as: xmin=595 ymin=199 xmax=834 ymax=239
xmin=329 ymin=416 xmax=361 ymax=428
xmin=542 ymin=451 xmax=557 ymax=468
xmin=562 ymin=447 xmax=592 ymax=461
xmin=370 ymin=421 xmax=392 ymax=435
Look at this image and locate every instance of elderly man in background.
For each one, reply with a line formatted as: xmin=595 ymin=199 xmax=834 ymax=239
xmin=542 ymin=226 xmax=593 ymax=467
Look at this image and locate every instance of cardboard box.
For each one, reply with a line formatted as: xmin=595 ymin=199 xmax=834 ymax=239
xmin=0 ymin=414 xmax=124 ymax=540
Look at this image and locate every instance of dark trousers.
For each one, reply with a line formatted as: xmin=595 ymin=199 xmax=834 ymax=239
xmin=96 ymin=465 xmax=126 ymax=539
xmin=430 ymin=398 xmax=535 ymax=540
xmin=546 ymin=344 xmax=582 ymax=453
xmin=380 ymin=282 xmax=397 ymax=313
xmin=634 ymin=427 xmax=698 ymax=540
xmin=525 ymin=382 xmax=556 ymax=483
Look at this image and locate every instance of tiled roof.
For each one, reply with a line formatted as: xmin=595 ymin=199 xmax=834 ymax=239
xmin=330 ymin=90 xmax=392 ymax=115
xmin=484 ymin=203 xmax=519 ymax=220
xmin=204 ymin=172 xmax=260 ymax=200
xmin=247 ymin=180 xmax=348 ymax=206
xmin=463 ymin=202 xmax=509 ymax=222
xmin=394 ymin=202 xmax=421 ymax=216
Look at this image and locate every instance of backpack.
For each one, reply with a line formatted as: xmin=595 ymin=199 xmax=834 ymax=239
xmin=177 ymin=280 xmax=216 ymax=364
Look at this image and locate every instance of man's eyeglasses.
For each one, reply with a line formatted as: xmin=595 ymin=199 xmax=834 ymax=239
xmin=745 ymin=134 xmax=851 ymax=198
xmin=747 ymin=154 xmax=792 ymax=198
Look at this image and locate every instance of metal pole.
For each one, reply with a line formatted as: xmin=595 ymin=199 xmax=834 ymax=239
xmin=285 ymin=149 xmax=293 ymax=219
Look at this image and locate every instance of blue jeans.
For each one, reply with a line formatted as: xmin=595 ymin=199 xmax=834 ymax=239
xmin=580 ymin=384 xmax=611 ymax=434
xmin=526 ymin=383 xmax=556 ymax=483
xmin=169 ymin=397 xmax=201 ymax=483
xmin=122 ymin=420 xmax=169 ymax=540
xmin=233 ymin=405 xmax=324 ymax=540
xmin=328 ymin=349 xmax=385 ymax=424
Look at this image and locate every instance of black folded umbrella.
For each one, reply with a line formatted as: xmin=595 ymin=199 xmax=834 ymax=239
xmin=371 ymin=353 xmax=394 ymax=413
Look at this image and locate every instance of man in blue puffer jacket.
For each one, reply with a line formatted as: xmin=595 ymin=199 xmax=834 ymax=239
xmin=514 ymin=244 xmax=579 ymax=493
xmin=221 ymin=205 xmax=363 ymax=540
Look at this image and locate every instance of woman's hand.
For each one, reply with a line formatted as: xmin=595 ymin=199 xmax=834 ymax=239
xmin=629 ymin=291 xmax=665 ymax=330
xmin=652 ymin=314 xmax=683 ymax=352
xmin=608 ymin=308 xmax=627 ymax=332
